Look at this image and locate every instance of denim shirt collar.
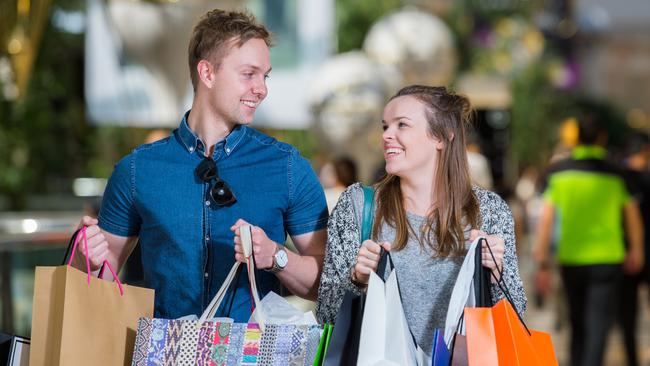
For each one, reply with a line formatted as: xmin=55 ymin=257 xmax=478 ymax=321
xmin=176 ymin=110 xmax=247 ymax=157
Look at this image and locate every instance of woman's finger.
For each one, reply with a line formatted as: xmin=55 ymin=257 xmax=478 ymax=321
xmin=357 ymin=256 xmax=379 ymax=270
xmin=362 ymin=240 xmax=382 ymax=254
xmin=359 ymin=247 xmax=379 ymax=262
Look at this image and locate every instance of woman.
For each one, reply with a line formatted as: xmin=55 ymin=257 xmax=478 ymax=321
xmin=316 ymin=85 xmax=526 ymax=354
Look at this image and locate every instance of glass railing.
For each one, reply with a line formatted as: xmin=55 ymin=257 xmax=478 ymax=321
xmin=0 ymin=212 xmax=79 ymax=337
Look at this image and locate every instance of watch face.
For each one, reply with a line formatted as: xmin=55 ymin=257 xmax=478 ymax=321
xmin=275 ymin=249 xmax=289 ymax=268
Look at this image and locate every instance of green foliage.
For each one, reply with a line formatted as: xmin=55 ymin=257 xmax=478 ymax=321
xmin=335 ymin=0 xmax=403 ymax=52
xmin=0 ymin=3 xmax=147 ymax=210
xmin=511 ymin=62 xmax=629 ymax=168
xmin=510 ymin=62 xmax=566 ymax=167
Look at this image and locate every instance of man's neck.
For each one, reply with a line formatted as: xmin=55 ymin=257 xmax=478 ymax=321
xmin=187 ymin=100 xmax=237 ymax=157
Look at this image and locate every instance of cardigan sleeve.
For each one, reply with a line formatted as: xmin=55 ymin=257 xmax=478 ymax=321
xmin=477 ymin=188 xmax=527 ymax=316
xmin=315 ymin=184 xmax=365 ymax=323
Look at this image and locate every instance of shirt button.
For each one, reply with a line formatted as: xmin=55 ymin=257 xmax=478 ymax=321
xmin=205 ymin=200 xmax=210 ymax=206
xmin=189 ymin=147 xmax=194 ymax=152
xmin=226 ymin=148 xmax=231 ymax=153
xmin=205 ymin=236 xmax=209 ymax=241
xmin=204 ymin=272 xmax=209 ymax=279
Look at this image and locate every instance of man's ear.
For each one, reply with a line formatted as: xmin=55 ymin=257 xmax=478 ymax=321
xmin=197 ymin=59 xmax=215 ymax=88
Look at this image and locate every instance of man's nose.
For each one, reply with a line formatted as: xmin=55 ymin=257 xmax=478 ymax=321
xmin=253 ymin=77 xmax=267 ymax=98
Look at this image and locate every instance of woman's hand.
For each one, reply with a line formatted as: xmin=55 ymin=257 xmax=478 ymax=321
xmin=351 ymin=240 xmax=391 ymax=287
xmin=470 ymin=229 xmax=505 ymax=283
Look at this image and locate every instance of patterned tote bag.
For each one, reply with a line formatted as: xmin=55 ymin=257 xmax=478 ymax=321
xmin=131 ymin=225 xmax=323 ymax=366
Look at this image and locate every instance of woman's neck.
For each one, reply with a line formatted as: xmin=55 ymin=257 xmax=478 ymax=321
xmin=400 ymin=175 xmax=436 ymax=216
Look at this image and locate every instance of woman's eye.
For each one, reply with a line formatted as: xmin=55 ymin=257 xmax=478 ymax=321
xmin=381 ymin=125 xmax=388 ymax=131
xmin=398 ymin=122 xmax=408 ymax=128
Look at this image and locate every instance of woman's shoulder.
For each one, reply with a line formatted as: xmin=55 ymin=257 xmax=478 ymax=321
xmin=473 ymin=186 xmax=507 ymax=209
xmin=472 ymin=186 xmax=513 ymax=222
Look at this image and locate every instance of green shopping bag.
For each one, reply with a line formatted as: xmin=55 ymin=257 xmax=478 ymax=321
xmin=312 ymin=323 xmax=333 ymax=366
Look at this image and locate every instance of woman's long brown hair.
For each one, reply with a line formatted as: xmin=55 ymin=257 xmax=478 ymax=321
xmin=372 ymin=85 xmax=480 ymax=257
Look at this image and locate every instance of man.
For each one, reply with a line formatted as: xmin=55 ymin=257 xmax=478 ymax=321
xmin=534 ymin=114 xmax=644 ymax=366
xmin=618 ymin=132 xmax=650 ymax=366
xmin=75 ymin=9 xmax=328 ymax=322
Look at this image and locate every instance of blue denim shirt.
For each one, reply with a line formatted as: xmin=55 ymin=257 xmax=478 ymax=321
xmin=98 ymin=112 xmax=328 ymax=322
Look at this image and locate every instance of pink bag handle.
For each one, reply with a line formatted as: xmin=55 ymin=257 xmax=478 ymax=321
xmin=98 ymin=260 xmax=124 ymax=296
xmin=67 ymin=226 xmax=91 ymax=281
xmin=67 ymin=226 xmax=125 ymax=296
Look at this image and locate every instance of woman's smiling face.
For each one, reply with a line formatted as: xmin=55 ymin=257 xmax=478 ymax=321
xmin=381 ymin=95 xmax=445 ymax=179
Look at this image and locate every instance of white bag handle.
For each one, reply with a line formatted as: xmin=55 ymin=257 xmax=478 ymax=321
xmin=198 ymin=225 xmax=265 ymax=330
xmin=443 ymin=237 xmax=482 ymax=347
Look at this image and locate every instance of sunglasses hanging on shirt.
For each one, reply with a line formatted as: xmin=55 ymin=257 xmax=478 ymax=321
xmin=195 ymin=157 xmax=237 ymax=206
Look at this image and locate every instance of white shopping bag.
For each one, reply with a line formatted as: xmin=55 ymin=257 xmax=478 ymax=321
xmin=357 ymin=269 xmax=419 ymax=366
xmin=444 ymin=237 xmax=483 ymax=348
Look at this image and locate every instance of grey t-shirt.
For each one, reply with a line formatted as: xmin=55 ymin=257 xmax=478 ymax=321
xmin=353 ymin=191 xmax=468 ymax=353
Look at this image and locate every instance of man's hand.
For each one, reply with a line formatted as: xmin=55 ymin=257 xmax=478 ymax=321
xmin=534 ymin=267 xmax=553 ymax=296
xmin=352 ymin=240 xmax=391 ymax=286
xmin=74 ymin=216 xmax=109 ymax=271
xmin=623 ymin=249 xmax=644 ymax=275
xmin=469 ymin=230 xmax=505 ymax=282
xmin=231 ymin=219 xmax=278 ymax=270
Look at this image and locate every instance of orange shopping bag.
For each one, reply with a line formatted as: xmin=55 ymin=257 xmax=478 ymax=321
xmin=465 ymin=298 xmax=558 ymax=366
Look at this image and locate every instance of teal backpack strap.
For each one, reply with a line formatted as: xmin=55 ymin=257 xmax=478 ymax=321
xmin=360 ymin=185 xmax=376 ymax=242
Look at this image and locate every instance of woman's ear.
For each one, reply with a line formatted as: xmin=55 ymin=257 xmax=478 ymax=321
xmin=436 ymin=132 xmax=453 ymax=150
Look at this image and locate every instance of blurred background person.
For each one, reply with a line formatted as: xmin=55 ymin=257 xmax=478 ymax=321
xmin=466 ymin=129 xmax=494 ymax=190
xmin=617 ymin=131 xmax=650 ymax=366
xmin=319 ymin=156 xmax=357 ymax=213
xmin=534 ymin=114 xmax=644 ymax=366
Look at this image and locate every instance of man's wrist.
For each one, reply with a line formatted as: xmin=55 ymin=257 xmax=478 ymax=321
xmin=537 ymin=260 xmax=551 ymax=270
xmin=264 ymin=244 xmax=288 ymax=273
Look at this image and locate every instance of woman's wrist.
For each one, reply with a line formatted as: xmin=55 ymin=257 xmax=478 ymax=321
xmin=350 ymin=267 xmax=367 ymax=289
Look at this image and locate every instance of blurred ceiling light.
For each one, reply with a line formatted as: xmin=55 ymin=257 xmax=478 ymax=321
xmin=627 ymin=108 xmax=647 ymax=129
xmin=7 ymin=26 xmax=27 ymax=55
xmin=5 ymin=0 xmax=52 ymax=100
xmin=73 ymin=178 xmax=108 ymax=197
xmin=363 ymin=8 xmax=457 ymax=87
xmin=309 ymin=51 xmax=401 ymax=146
xmin=21 ymin=219 xmax=39 ymax=234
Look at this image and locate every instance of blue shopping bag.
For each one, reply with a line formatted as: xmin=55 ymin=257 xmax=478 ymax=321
xmin=431 ymin=329 xmax=450 ymax=366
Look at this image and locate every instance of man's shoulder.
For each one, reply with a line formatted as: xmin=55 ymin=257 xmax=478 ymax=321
xmin=131 ymin=136 xmax=174 ymax=156
xmin=244 ymin=127 xmax=297 ymax=155
xmin=545 ymin=155 xmax=622 ymax=176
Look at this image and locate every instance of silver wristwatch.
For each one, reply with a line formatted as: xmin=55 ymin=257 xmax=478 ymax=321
xmin=265 ymin=246 xmax=288 ymax=273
